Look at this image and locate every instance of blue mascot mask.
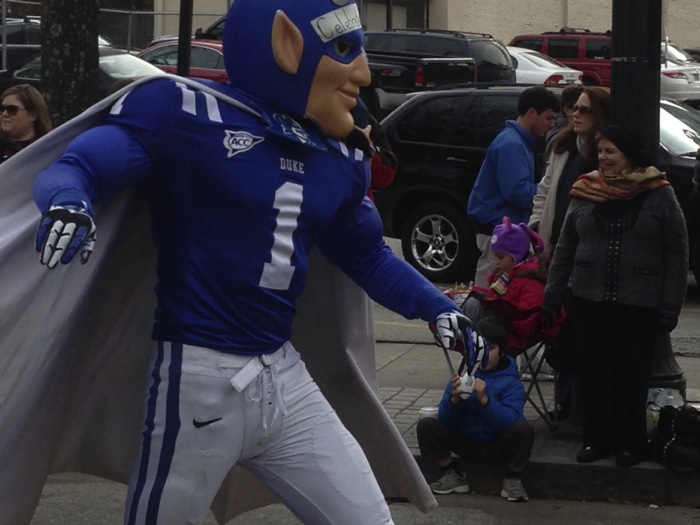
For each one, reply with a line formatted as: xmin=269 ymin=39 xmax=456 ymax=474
xmin=223 ymin=0 xmax=366 ymax=118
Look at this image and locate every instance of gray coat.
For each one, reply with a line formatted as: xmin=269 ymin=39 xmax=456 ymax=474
xmin=544 ymin=183 xmax=688 ymax=319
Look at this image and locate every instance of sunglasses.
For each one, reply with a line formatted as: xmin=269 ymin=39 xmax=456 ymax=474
xmin=573 ymin=104 xmax=594 ymax=115
xmin=0 ymin=104 xmax=28 ymax=116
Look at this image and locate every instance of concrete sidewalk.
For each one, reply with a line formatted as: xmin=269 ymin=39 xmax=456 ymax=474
xmin=376 ymin=339 xmax=700 ymax=508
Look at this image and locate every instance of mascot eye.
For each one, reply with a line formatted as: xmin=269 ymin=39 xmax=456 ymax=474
xmin=333 ymin=40 xmax=353 ymax=58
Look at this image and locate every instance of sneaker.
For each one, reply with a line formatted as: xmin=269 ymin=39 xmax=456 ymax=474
xmin=500 ymin=477 xmax=528 ymax=502
xmin=429 ymin=469 xmax=470 ymax=495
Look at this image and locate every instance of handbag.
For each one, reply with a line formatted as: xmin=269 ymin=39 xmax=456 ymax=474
xmin=649 ymin=405 xmax=700 ymax=473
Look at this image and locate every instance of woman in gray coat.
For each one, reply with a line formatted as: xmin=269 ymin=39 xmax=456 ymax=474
xmin=543 ymin=125 xmax=688 ymax=468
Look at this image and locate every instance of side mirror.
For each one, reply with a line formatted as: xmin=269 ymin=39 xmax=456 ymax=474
xmin=194 ymin=28 xmax=203 ymax=39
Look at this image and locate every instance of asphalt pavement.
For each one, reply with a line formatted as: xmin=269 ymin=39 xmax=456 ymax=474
xmin=28 ymin=243 xmax=700 ymax=523
xmin=32 ymin=290 xmax=700 ymax=524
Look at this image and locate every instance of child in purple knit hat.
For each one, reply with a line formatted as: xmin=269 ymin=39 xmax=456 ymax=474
xmin=462 ymin=217 xmax=548 ymax=354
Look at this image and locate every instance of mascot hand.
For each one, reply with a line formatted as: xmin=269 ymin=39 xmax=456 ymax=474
xmin=434 ymin=312 xmax=469 ymax=350
xmin=36 ymin=205 xmax=96 ymax=269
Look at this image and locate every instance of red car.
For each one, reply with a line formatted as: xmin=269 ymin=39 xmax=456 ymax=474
xmin=137 ymin=39 xmax=227 ymax=82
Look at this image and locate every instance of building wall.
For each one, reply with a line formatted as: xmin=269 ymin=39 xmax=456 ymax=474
xmin=154 ymin=0 xmax=699 ymax=50
xmin=426 ymin=0 xmax=699 ymax=49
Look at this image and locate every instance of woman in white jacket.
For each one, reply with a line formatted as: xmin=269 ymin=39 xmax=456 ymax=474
xmin=530 ymin=86 xmax=611 ymax=256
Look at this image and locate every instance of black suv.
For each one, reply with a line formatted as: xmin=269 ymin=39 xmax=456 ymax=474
xmin=0 ymin=18 xmax=42 ymax=70
xmin=364 ymin=29 xmax=515 ymax=85
xmin=0 ymin=17 xmax=113 ymax=70
xmin=374 ymin=87 xmax=700 ymax=284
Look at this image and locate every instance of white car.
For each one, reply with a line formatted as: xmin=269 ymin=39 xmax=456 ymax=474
xmin=507 ymin=46 xmax=582 ymax=85
xmin=660 ymin=58 xmax=700 ymax=107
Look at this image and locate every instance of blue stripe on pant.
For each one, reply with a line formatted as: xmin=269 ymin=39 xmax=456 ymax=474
xmin=126 ymin=341 xmax=182 ymax=525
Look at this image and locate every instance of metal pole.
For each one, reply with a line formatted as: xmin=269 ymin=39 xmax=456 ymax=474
xmin=1 ymin=0 xmax=6 ymax=71
xmin=611 ymin=0 xmax=686 ymax=397
xmin=386 ymin=0 xmax=392 ymax=30
xmin=176 ymin=0 xmax=192 ymax=77
xmin=610 ymin=0 xmax=660 ymax=164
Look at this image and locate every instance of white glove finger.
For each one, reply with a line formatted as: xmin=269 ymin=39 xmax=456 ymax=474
xmin=40 ymin=220 xmax=63 ymax=266
xmin=44 ymin=221 xmax=76 ymax=269
xmin=80 ymin=233 xmax=96 ymax=264
xmin=435 ymin=312 xmax=465 ymax=350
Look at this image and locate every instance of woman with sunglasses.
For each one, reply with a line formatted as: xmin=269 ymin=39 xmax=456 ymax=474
xmin=527 ymin=86 xmax=610 ymax=423
xmin=0 ymin=84 xmax=52 ymax=163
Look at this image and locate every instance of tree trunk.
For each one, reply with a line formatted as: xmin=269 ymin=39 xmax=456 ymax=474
xmin=41 ymin=0 xmax=100 ymax=126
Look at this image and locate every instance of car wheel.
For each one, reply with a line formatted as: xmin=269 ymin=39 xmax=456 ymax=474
xmin=400 ymin=203 xmax=477 ymax=284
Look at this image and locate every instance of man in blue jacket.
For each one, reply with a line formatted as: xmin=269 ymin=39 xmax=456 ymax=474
xmin=467 ymin=86 xmax=560 ymax=286
xmin=417 ymin=318 xmax=534 ymax=502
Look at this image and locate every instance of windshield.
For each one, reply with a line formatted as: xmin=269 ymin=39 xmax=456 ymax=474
xmin=519 ymin=50 xmax=566 ymax=68
xmin=659 ymin=100 xmax=700 ymax=156
xmin=661 ymin=42 xmax=694 ymax=63
xmin=98 ymin=35 xmax=113 ymax=47
xmin=99 ymin=53 xmax=164 ymax=78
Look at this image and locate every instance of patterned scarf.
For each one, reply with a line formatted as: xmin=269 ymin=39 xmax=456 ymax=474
xmin=569 ymin=166 xmax=669 ymax=202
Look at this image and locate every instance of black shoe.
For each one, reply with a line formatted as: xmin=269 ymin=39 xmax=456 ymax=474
xmin=576 ymin=446 xmax=609 ymax=464
xmin=615 ymin=451 xmax=640 ymax=468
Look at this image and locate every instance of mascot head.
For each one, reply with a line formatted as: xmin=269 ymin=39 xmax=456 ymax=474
xmin=223 ymin=0 xmax=370 ymax=138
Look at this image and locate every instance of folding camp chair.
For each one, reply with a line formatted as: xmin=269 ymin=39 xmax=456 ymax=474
xmin=513 ymin=339 xmax=559 ymax=431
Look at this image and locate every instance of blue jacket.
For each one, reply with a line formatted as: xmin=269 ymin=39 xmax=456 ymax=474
xmin=437 ymin=356 xmax=525 ymax=444
xmin=467 ymin=120 xmax=538 ymax=229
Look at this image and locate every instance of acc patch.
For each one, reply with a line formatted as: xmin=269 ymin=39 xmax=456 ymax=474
xmin=223 ymin=130 xmax=264 ymax=158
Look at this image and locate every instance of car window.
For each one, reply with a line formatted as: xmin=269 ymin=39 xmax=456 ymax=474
xmin=12 ymin=54 xmax=41 ymax=79
xmin=190 ymin=47 xmax=223 ymax=69
xmin=449 ymin=97 xmax=480 ymax=146
xmin=511 ymin=39 xmax=543 ymax=52
xmin=100 ymin=53 xmax=164 ymax=79
xmin=584 ymin=38 xmax=611 ymax=60
xmin=204 ymin=17 xmax=225 ymax=40
xmin=548 ymin=38 xmax=578 ymax=60
xmin=476 ymin=94 xmax=519 ymax=147
xmin=470 ymin=40 xmax=512 ymax=68
xmin=365 ymin=34 xmax=423 ymax=54
xmin=521 ymin=50 xmax=567 ymax=68
xmin=660 ymin=101 xmax=700 ymax=155
xmin=448 ymin=93 xmax=519 ymax=148
xmin=4 ymin=24 xmax=26 ymax=45
xmin=662 ymin=42 xmax=693 ymax=64
xmin=141 ymin=45 xmax=179 ymax=66
xmin=419 ymin=36 xmax=463 ymax=56
xmin=396 ymin=95 xmax=463 ymax=143
xmin=24 ymin=24 xmax=41 ymax=45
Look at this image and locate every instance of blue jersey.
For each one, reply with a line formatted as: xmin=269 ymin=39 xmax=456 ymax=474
xmin=34 ymin=78 xmax=454 ymax=354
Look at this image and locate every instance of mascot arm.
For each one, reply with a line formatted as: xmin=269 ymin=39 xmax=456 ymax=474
xmin=318 ymin=197 xmax=456 ymax=323
xmin=33 ymin=124 xmax=153 ymax=268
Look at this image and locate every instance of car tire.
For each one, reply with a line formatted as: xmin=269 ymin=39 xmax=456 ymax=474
xmin=400 ymin=202 xmax=478 ymax=284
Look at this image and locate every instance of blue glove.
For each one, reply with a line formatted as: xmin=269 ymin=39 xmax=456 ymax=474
xmin=434 ymin=311 xmax=470 ymax=350
xmin=36 ymin=203 xmax=96 ymax=269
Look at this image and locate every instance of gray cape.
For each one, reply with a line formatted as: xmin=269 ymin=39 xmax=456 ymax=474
xmin=0 ymin=76 xmax=436 ymax=524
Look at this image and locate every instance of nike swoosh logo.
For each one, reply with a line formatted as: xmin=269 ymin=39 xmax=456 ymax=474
xmin=192 ymin=417 xmax=222 ymax=428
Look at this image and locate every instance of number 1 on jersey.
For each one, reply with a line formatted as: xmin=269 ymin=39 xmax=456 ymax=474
xmin=259 ymin=182 xmax=303 ymax=290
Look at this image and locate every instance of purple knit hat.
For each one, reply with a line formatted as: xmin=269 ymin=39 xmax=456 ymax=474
xmin=491 ymin=217 xmax=543 ymax=263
